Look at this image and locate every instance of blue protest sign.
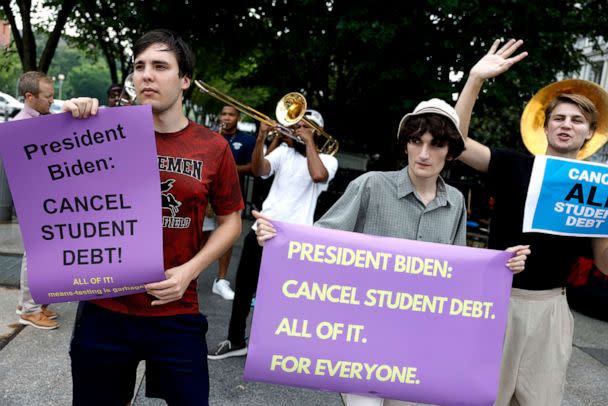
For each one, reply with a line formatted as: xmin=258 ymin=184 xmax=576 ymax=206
xmin=523 ymin=156 xmax=608 ymax=237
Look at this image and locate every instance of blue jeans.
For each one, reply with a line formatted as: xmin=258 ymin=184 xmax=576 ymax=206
xmin=70 ymin=302 xmax=209 ymax=405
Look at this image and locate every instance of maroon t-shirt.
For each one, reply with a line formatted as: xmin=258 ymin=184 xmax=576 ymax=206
xmin=92 ymin=121 xmax=243 ymax=316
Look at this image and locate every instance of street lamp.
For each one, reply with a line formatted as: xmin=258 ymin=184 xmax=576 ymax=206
xmin=57 ymin=73 xmax=65 ymax=99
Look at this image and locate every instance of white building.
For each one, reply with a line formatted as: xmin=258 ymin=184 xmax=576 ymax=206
xmin=0 ymin=21 xmax=10 ymax=49
xmin=573 ymin=38 xmax=608 ymax=163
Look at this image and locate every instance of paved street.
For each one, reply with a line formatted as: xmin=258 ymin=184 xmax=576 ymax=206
xmin=0 ymin=220 xmax=341 ymax=406
xmin=0 ymin=220 xmax=607 ymax=405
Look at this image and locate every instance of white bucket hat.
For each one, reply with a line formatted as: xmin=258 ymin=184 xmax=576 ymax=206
xmin=397 ymin=98 xmax=464 ymax=150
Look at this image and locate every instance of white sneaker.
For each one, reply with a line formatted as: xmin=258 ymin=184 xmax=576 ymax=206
xmin=212 ymin=278 xmax=235 ymax=300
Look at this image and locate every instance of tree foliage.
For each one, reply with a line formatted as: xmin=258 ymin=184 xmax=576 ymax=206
xmin=0 ymin=35 xmax=110 ymax=101
xmin=46 ymin=40 xmax=110 ymax=100
xmin=62 ymin=0 xmax=608 ymax=165
xmin=66 ymin=59 xmax=111 ymax=100
xmin=0 ymin=44 xmax=22 ymax=95
xmin=0 ymin=0 xmax=77 ymax=72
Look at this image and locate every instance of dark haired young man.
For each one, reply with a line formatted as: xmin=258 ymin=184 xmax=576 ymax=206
xmin=315 ymin=99 xmax=469 ymax=242
xmin=455 ymin=39 xmax=608 ymax=405
xmin=69 ymin=29 xmax=243 ymax=405
xmin=254 ymin=99 xmax=530 ymax=406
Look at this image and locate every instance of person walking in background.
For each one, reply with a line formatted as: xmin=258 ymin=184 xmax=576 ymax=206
xmin=204 ymin=104 xmax=256 ymax=300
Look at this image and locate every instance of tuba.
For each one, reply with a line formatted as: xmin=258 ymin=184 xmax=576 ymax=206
xmin=194 ymin=80 xmax=339 ymax=155
xmin=521 ymin=79 xmax=608 ymax=160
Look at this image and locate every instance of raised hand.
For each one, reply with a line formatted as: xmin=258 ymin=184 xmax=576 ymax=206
xmin=469 ymin=39 xmax=528 ymax=81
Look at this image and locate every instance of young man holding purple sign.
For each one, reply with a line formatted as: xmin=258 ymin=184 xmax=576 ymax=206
xmin=254 ymin=46 xmax=530 ymax=405
xmin=68 ymin=30 xmax=243 ymax=406
xmin=456 ymin=40 xmax=608 ymax=405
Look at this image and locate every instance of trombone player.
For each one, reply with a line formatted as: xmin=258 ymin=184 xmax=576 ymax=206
xmin=208 ymin=109 xmax=339 ymax=359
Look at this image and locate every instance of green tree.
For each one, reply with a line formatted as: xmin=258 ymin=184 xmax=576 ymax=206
xmin=242 ymin=0 xmax=608 ymax=163
xmin=66 ymin=0 xmax=608 ymax=165
xmin=68 ymin=0 xmax=258 ymax=84
xmin=0 ymin=0 xmax=78 ymax=72
xmin=0 ymin=36 xmax=110 ymax=100
xmin=64 ymin=60 xmax=111 ymax=100
xmin=0 ymin=44 xmax=23 ymax=96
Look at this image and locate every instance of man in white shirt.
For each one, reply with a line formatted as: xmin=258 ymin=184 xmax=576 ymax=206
xmin=208 ymin=109 xmax=338 ymax=359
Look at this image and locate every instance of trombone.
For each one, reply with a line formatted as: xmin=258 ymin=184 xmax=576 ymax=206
xmin=194 ymin=80 xmax=339 ymax=155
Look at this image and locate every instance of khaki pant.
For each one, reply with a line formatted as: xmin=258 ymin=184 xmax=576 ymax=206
xmin=494 ymin=288 xmax=573 ymax=406
xmin=17 ymin=252 xmax=42 ymax=315
xmin=342 ymin=393 xmax=420 ymax=406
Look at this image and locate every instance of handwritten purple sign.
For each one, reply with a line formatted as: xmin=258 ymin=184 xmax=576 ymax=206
xmin=244 ymin=221 xmax=513 ymax=406
xmin=0 ymin=106 xmax=164 ymax=302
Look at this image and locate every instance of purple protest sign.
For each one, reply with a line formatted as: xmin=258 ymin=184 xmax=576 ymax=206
xmin=244 ymin=221 xmax=513 ymax=406
xmin=0 ymin=106 xmax=164 ymax=303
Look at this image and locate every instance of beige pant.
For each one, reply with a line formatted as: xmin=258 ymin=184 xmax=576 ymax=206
xmin=17 ymin=252 xmax=43 ymax=314
xmin=494 ymin=288 xmax=573 ymax=406
xmin=342 ymin=394 xmax=420 ymax=406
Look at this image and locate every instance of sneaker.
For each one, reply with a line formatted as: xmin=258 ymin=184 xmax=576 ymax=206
xmin=19 ymin=312 xmax=59 ymax=330
xmin=212 ymin=278 xmax=235 ymax=300
xmin=207 ymin=340 xmax=247 ymax=360
xmin=16 ymin=305 xmax=58 ymax=320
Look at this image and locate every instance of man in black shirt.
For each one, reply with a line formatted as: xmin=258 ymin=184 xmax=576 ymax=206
xmin=455 ymin=39 xmax=608 ymax=405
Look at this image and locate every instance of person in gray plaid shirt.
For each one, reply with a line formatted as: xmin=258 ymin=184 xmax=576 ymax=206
xmin=254 ymin=98 xmax=530 ymax=406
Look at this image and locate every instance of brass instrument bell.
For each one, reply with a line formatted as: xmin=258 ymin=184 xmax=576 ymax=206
xmin=520 ymin=79 xmax=608 ymax=160
xmin=194 ymin=80 xmax=339 ymax=155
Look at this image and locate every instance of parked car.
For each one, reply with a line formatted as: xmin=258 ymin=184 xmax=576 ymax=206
xmin=0 ymin=91 xmax=24 ymax=118
xmin=50 ymin=99 xmax=65 ymax=114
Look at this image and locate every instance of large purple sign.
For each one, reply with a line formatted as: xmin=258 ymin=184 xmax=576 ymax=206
xmin=244 ymin=221 xmax=513 ymax=406
xmin=0 ymin=106 xmax=164 ymax=303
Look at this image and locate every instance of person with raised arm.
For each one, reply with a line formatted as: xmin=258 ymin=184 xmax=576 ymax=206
xmin=455 ymin=39 xmax=608 ymax=405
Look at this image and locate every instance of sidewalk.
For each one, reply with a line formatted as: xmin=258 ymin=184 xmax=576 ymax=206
xmin=0 ymin=221 xmax=607 ymax=405
xmin=0 ymin=221 xmax=341 ymax=405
